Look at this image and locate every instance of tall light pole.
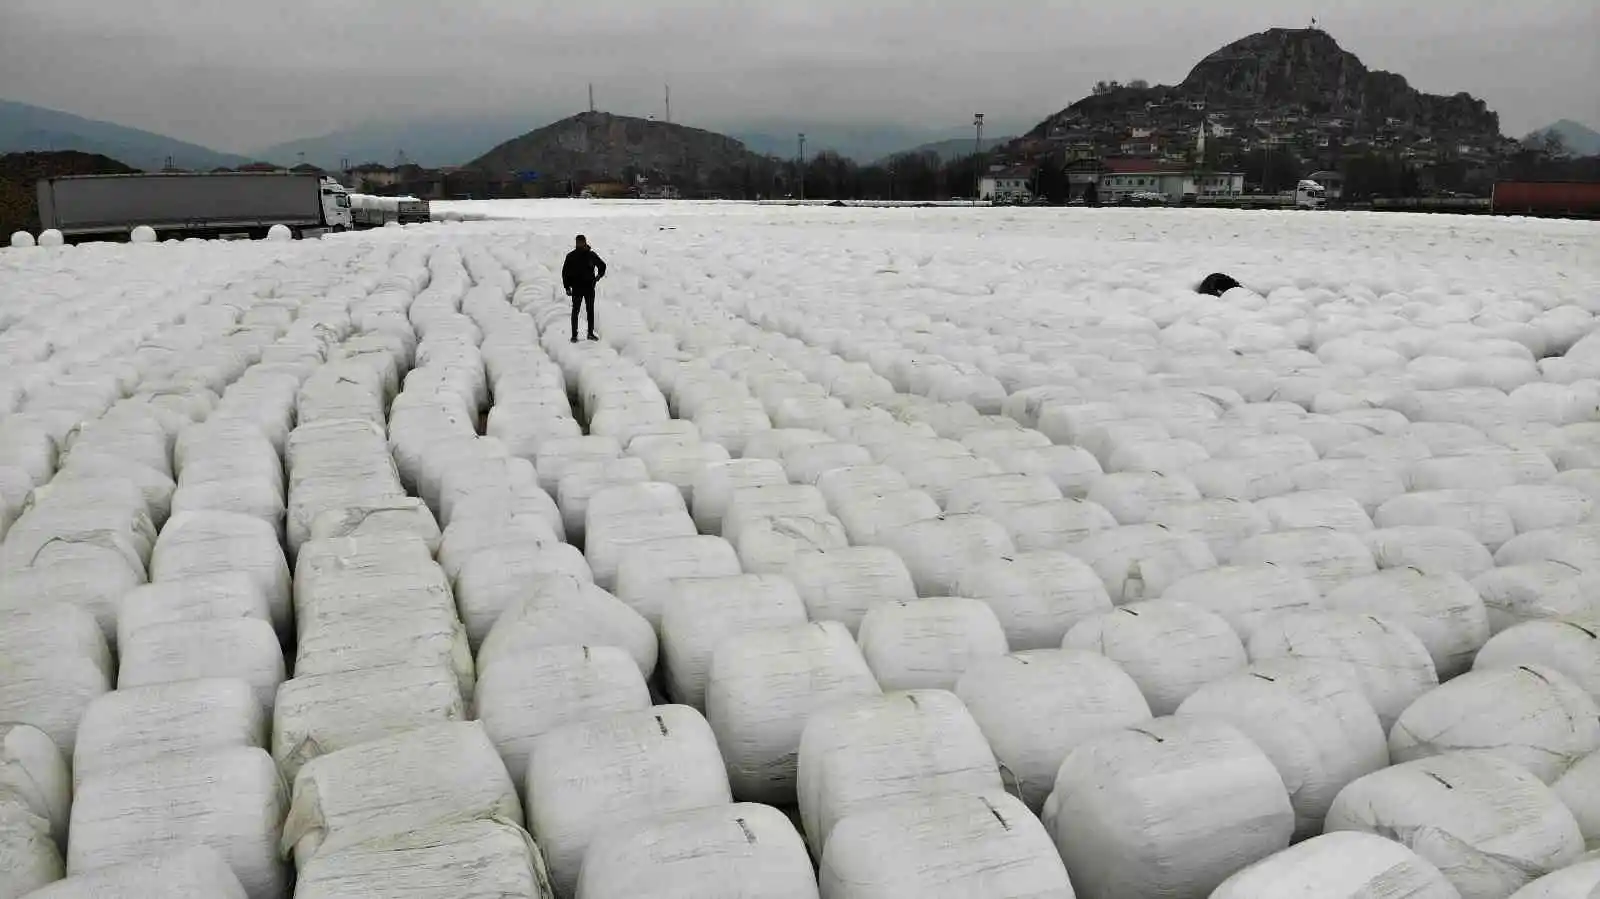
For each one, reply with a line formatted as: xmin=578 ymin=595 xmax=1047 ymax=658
xmin=798 ymin=133 xmax=807 ymax=201
xmin=973 ymin=113 xmax=985 ymax=205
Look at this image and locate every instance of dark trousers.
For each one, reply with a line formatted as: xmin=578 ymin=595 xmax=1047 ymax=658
xmin=570 ymin=288 xmax=595 ymax=336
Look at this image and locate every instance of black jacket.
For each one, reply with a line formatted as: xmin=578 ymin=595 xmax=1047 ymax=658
xmin=562 ymin=247 xmax=607 ymax=291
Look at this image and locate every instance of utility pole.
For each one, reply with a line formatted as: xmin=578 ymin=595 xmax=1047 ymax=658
xmin=665 ymin=84 xmax=672 ymax=124
xmin=798 ymin=133 xmax=806 ymax=201
xmin=588 ymin=84 xmax=595 ymax=114
xmin=973 ymin=113 xmax=985 ymax=205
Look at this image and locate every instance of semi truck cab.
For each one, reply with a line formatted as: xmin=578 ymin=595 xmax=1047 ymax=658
xmin=320 ymin=179 xmax=353 ymax=231
xmin=1295 ymin=180 xmax=1327 ymax=209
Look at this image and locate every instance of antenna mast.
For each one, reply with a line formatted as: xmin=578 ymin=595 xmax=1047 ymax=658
xmin=588 ymin=84 xmax=595 ymax=113
xmin=665 ymin=84 xmax=672 ymax=124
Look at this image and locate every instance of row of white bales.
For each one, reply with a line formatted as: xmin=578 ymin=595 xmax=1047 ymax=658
xmin=0 ymin=231 xmax=1599 ymax=898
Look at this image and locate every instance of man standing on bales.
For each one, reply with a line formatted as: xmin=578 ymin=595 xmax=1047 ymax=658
xmin=562 ymin=234 xmax=607 ymax=342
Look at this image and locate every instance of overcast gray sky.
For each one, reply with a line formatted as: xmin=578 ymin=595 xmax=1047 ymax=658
xmin=2 ymin=0 xmax=1595 ymax=151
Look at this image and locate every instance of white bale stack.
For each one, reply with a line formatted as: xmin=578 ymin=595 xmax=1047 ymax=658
xmin=455 ymin=542 xmax=594 ymax=648
xmin=783 ymin=546 xmax=917 ymax=634
xmin=577 ymin=803 xmax=817 ymax=899
xmin=1244 ymin=611 xmax=1438 ymax=731
xmin=1211 ymin=832 xmax=1461 ymax=899
xmin=1365 ymin=526 xmax=1496 ymax=578
xmin=478 ymin=575 xmax=657 ymax=680
xmin=1231 ymin=529 xmax=1378 ymax=595
xmin=797 ymin=690 xmax=1000 ymax=856
xmin=1323 ymin=569 xmax=1490 ymax=678
xmin=68 ymin=747 xmax=289 ymax=899
xmin=1325 ymin=753 xmax=1585 ymax=899
xmin=1474 ymin=563 xmax=1598 ymax=634
xmin=20 ymin=846 xmax=248 ymax=899
xmin=558 ymin=457 xmax=649 ymax=547
xmin=1176 ymin=660 xmax=1389 ymax=839
xmin=72 ymin=679 xmax=265 ymax=789
xmin=1390 ymin=665 xmax=1600 ymax=784
xmin=955 ymin=649 xmax=1152 ymax=811
xmin=294 ymin=819 xmax=552 ymax=899
xmin=877 ymin=514 xmax=1016 ymax=597
xmin=693 ymin=459 xmax=790 ymax=535
xmin=272 ymin=662 xmax=466 ymax=782
xmin=0 ymin=790 xmax=61 ymax=897
xmin=150 ymin=511 xmax=290 ymax=634
xmin=585 ymin=482 xmax=698 ymax=590
xmin=661 ymin=573 xmax=808 ymax=709
xmin=1062 ymin=600 xmax=1246 ymax=715
xmin=1158 ymin=565 xmax=1322 ymax=635
xmin=1041 ymin=716 xmax=1294 ymax=899
xmin=834 ymin=489 xmax=942 ymax=546
xmin=613 ymin=534 xmax=742 ymax=628
xmin=857 ymin=598 xmax=1009 ymax=692
xmin=1505 ymin=853 xmax=1600 ymax=899
xmin=707 ymin=621 xmax=881 ymax=804
xmin=0 ymin=723 xmax=69 ymax=848
xmin=1376 ymin=490 xmax=1519 ymax=550
xmin=523 ymin=705 xmax=733 ymax=897
xmin=476 ymin=644 xmax=651 ymax=786
xmin=954 ymin=551 xmax=1113 ymax=649
xmin=1087 ymin=471 xmax=1202 ymax=525
xmin=437 ymin=511 xmax=562 ymax=587
xmin=1553 ymin=752 xmax=1600 ymax=848
xmin=281 ymin=721 xmax=521 ymax=870
xmin=1475 ymin=620 xmax=1600 ymax=701
xmin=1146 ymin=498 xmax=1272 ymax=562
xmin=116 ymin=619 xmax=284 ymax=713
xmin=0 ymin=605 xmax=110 ymax=760
xmin=820 ymin=792 xmax=1074 ymax=899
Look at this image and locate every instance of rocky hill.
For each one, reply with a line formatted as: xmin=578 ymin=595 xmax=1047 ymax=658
xmin=469 ymin=112 xmax=772 ymax=193
xmin=1026 ymin=28 xmax=1502 ymax=148
xmin=1 ymin=150 xmax=138 ymax=237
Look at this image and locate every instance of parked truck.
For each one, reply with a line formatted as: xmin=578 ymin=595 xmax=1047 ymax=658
xmin=1491 ymin=181 xmax=1600 ymax=219
xmin=1294 ymin=179 xmax=1327 ymax=209
xmin=35 ymin=172 xmax=352 ymax=242
xmin=348 ymin=192 xmax=432 ymax=229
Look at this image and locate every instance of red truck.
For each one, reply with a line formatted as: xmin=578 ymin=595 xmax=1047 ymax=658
xmin=1491 ymin=181 xmax=1600 ymax=219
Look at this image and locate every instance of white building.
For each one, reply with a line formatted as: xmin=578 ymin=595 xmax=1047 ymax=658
xmin=979 ymin=166 xmax=1035 ymax=202
xmin=1097 ymin=159 xmax=1243 ymax=204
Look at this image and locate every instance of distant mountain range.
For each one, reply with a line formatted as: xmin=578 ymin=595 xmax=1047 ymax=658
xmin=874 ymin=136 xmax=1015 ymax=165
xmin=1524 ymin=119 xmax=1600 ymax=157
xmin=0 ymin=99 xmax=251 ymax=171
xmin=251 ymin=115 xmax=542 ymax=171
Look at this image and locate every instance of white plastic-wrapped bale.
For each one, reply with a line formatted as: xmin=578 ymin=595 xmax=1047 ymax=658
xmin=476 ymin=644 xmax=651 ymax=786
xmin=54 ymin=455 xmax=175 ymax=527
xmin=783 ymin=546 xmax=917 ymax=635
xmin=117 ymin=618 xmax=283 ymax=712
xmin=1409 ymin=448 xmax=1558 ymax=492
xmin=1065 ymin=524 xmax=1219 ymax=604
xmin=1553 ymin=752 xmax=1600 ymax=849
xmin=1476 ymin=620 xmax=1600 ymax=702
xmin=661 ymin=573 xmax=808 ymax=709
xmin=524 ymin=705 xmax=733 ymax=897
xmin=118 ymin=572 xmax=278 ymax=646
xmin=707 ymin=621 xmax=881 ymax=805
xmin=1087 ymin=471 xmax=1203 ymax=525
xmin=1158 ymin=565 xmax=1322 ymax=636
xmin=1288 ymin=457 xmax=1410 ymax=516
xmin=721 ymin=484 xmax=832 ymax=546
xmin=1231 ymin=529 xmax=1378 ymax=595
xmin=308 ymin=498 xmax=442 ymax=555
xmin=1144 ymin=498 xmax=1271 ymax=562
xmin=1475 ymin=564 xmax=1599 ymax=634
xmin=0 ymin=604 xmax=110 ymax=759
xmin=0 ymin=798 xmax=62 ymax=899
xmin=1256 ymin=491 xmax=1375 ymax=533
xmin=613 ymin=535 xmax=742 ymax=628
xmin=1210 ymin=831 xmax=1461 ymax=899
xmin=20 ymin=846 xmax=248 ymax=899
xmin=447 ymin=476 xmax=567 ymax=546
xmin=149 ymin=511 xmax=289 ymax=634
xmin=1323 ymin=569 xmax=1490 ymax=678
xmin=954 ymin=649 xmax=1152 ymax=811
xmin=954 ymin=551 xmax=1114 ymax=649
xmin=456 ymin=542 xmax=594 ymax=649
xmin=272 ymin=663 xmax=466 ymax=782
xmin=1496 ymin=485 xmax=1596 ymax=534
xmin=73 ymin=678 xmax=265 ymax=789
xmin=942 ymin=473 xmax=1062 ymax=518
xmin=633 ymin=439 xmax=733 ymax=505
xmin=294 ymin=818 xmax=552 ymax=899
xmin=577 ymin=803 xmax=816 ymax=899
xmin=478 ymin=575 xmax=658 ymax=680
xmin=742 ymin=428 xmax=833 ymax=462
xmin=876 ymin=514 xmax=1016 ymax=597
xmin=1325 ymin=752 xmax=1584 ymax=899
xmin=820 ymin=791 xmax=1074 ymax=899
xmin=1061 ymin=600 xmax=1245 ymax=715
xmin=68 ymin=747 xmax=288 ymax=899
xmin=814 ymin=465 xmax=911 ymax=512
xmin=437 ymin=512 xmax=562 ymax=587
xmin=1175 ymin=660 xmax=1388 ymax=839
xmin=782 ymin=441 xmax=874 ymax=485
xmin=834 ymin=489 xmax=942 ymax=547
xmin=281 ymin=722 xmax=521 ymax=870
xmin=856 ymin=598 xmax=1009 ymax=692
xmin=983 ymin=497 xmax=1119 ymax=552
xmin=0 ymin=724 xmax=69 ymax=846
xmin=1366 ymin=526 xmax=1496 ymax=578
xmin=1494 ymin=526 xmax=1600 ymax=573
xmin=1041 ymin=716 xmax=1293 ymax=899
xmin=692 ymin=459 xmax=790 ymax=535
xmin=734 ymin=508 xmax=850 ymax=575
xmin=1185 ymin=457 xmax=1296 ymax=502
xmin=1375 ymin=490 xmax=1519 ymax=551
xmin=556 ymin=457 xmax=649 ymax=548
xmin=535 ymin=436 xmax=623 ymax=496
xmin=987 ymin=444 xmax=1103 ymax=499
xmin=1390 ymin=665 xmax=1600 ymax=784
xmin=1247 ymin=608 xmax=1436 ymax=723
xmin=1505 ymin=852 xmax=1600 ymax=899
xmin=434 ymin=453 xmax=541 ymax=530
xmin=796 ymin=690 xmax=1001 ymax=856
xmin=585 ymin=482 xmax=698 ymax=590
